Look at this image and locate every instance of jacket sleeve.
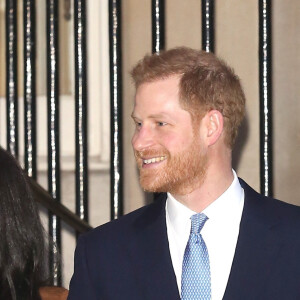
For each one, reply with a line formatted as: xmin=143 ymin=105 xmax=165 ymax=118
xmin=67 ymin=235 xmax=98 ymax=300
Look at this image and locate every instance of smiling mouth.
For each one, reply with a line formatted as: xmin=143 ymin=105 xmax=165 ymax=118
xmin=143 ymin=156 xmax=167 ymax=165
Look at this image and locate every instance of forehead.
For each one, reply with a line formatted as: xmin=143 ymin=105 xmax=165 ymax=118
xmin=133 ymin=76 xmax=182 ymax=115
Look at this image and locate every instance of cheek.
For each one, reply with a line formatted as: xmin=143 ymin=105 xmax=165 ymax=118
xmin=160 ymin=132 xmax=192 ymax=152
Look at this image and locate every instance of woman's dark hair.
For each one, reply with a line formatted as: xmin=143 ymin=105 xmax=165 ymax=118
xmin=0 ymin=148 xmax=48 ymax=299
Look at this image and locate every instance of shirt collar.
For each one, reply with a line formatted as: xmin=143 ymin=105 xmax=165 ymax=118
xmin=166 ymin=170 xmax=244 ymax=236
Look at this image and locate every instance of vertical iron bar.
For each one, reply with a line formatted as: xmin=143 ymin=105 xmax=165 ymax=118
xmin=74 ymin=0 xmax=88 ymax=223
xmin=109 ymin=0 xmax=123 ymax=220
xmin=151 ymin=0 xmax=165 ymax=202
xmin=5 ymin=0 xmax=18 ymax=157
xmin=24 ymin=0 xmax=37 ymax=179
xmin=259 ymin=0 xmax=273 ymax=197
xmin=46 ymin=0 xmax=61 ymax=285
xmin=201 ymin=0 xmax=215 ymax=52
xmin=151 ymin=0 xmax=165 ymax=54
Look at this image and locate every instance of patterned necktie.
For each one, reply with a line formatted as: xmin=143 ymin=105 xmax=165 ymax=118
xmin=181 ymin=213 xmax=211 ymax=300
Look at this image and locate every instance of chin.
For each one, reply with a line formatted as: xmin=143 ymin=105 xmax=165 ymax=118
xmin=140 ymin=172 xmax=206 ymax=195
xmin=140 ymin=178 xmax=188 ymax=194
xmin=140 ymin=182 xmax=165 ymax=193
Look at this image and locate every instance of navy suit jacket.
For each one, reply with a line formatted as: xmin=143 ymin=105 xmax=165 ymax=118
xmin=68 ymin=179 xmax=300 ymax=299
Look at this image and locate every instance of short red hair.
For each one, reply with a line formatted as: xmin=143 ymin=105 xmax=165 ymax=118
xmin=131 ymin=47 xmax=246 ymax=148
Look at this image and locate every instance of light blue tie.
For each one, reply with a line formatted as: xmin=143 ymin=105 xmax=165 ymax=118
xmin=181 ymin=213 xmax=211 ymax=300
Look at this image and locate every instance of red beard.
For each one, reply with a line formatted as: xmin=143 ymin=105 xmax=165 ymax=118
xmin=134 ymin=139 xmax=207 ymax=195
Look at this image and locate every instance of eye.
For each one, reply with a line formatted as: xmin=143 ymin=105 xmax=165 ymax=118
xmin=157 ymin=121 xmax=167 ymax=127
xmin=134 ymin=120 xmax=142 ymax=129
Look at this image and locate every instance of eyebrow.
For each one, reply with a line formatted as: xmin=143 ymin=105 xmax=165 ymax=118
xmin=131 ymin=112 xmax=176 ymax=124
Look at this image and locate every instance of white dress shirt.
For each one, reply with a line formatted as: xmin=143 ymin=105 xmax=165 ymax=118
xmin=166 ymin=171 xmax=244 ymax=300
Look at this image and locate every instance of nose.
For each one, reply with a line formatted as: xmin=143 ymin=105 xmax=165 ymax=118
xmin=132 ymin=126 xmax=155 ymax=151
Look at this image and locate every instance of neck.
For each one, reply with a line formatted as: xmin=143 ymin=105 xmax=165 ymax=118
xmin=171 ymin=159 xmax=234 ymax=213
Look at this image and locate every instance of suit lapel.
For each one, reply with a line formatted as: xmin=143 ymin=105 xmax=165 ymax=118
xmin=126 ymin=181 xmax=283 ymax=299
xmin=223 ymin=180 xmax=283 ymax=299
xmin=128 ymin=194 xmax=180 ymax=300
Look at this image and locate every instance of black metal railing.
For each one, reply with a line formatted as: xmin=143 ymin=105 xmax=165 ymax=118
xmin=152 ymin=0 xmax=165 ymax=54
xmin=74 ymin=0 xmax=88 ymax=224
xmin=202 ymin=0 xmax=214 ymax=52
xmin=30 ymin=178 xmax=92 ymax=233
xmin=6 ymin=0 xmax=18 ymax=158
xmin=24 ymin=0 xmax=37 ymax=180
xmin=259 ymin=0 xmax=273 ymax=197
xmin=109 ymin=0 xmax=123 ymax=220
xmin=46 ymin=0 xmax=61 ymax=285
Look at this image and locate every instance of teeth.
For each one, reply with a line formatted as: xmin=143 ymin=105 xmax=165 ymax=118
xmin=143 ymin=156 xmax=166 ymax=164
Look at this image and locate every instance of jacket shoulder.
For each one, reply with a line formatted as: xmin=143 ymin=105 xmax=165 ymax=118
xmin=240 ymin=178 xmax=300 ymax=226
xmin=79 ymin=193 xmax=167 ymax=245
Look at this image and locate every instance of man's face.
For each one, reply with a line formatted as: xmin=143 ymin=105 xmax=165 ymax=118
xmin=131 ymin=76 xmax=207 ymax=195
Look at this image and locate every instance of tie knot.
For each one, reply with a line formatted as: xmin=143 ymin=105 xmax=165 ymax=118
xmin=190 ymin=213 xmax=208 ymax=234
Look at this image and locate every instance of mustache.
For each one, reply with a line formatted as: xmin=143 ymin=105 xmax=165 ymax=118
xmin=134 ymin=148 xmax=169 ymax=159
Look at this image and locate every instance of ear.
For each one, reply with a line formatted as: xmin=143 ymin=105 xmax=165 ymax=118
xmin=203 ymin=110 xmax=224 ymax=146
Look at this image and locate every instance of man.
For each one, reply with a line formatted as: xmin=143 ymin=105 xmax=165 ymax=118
xmin=68 ymin=47 xmax=300 ymax=300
